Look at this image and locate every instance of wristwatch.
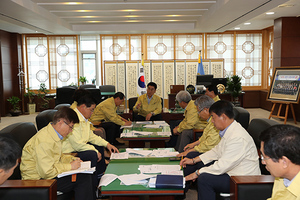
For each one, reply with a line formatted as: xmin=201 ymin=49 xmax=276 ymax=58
xmin=195 ymin=170 xmax=200 ymax=176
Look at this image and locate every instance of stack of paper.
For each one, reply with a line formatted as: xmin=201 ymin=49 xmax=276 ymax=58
xmin=126 ymin=149 xmax=153 ymax=157
xmin=57 ymin=161 xmax=95 ymax=178
xmin=139 ymin=164 xmax=181 ymax=174
xmin=110 ymin=152 xmax=129 ymax=159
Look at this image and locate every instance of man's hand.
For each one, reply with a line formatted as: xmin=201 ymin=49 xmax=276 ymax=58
xmin=70 ymin=158 xmax=82 ymax=170
xmin=184 ymin=143 xmax=195 ymax=151
xmin=124 ymin=121 xmax=132 ymax=126
xmin=107 ymin=143 xmax=119 ymax=153
xmin=176 ymin=150 xmax=189 ymax=158
xmin=135 ymin=103 xmax=141 ymax=110
xmin=173 ymin=127 xmax=179 ymax=135
xmin=185 ymin=172 xmax=198 ymax=182
xmin=180 ymin=157 xmax=194 ymax=168
xmin=97 ymin=152 xmax=102 ymax=162
xmin=145 ymin=113 xmax=152 ymax=121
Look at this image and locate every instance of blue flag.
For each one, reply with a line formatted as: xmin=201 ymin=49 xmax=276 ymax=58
xmin=197 ymin=52 xmax=205 ymax=75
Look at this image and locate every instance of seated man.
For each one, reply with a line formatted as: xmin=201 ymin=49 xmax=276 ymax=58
xmin=62 ymin=94 xmax=118 ymax=190
xmin=181 ymin=100 xmax=260 ymax=200
xmin=90 ymin=92 xmax=132 ymax=145
xmin=0 ymin=136 xmax=21 ymax=185
xmin=168 ymin=90 xmax=207 ymax=152
xmin=259 ymin=125 xmax=300 ymax=200
xmin=205 ymin=84 xmax=220 ymax=102
xmin=133 ymin=82 xmax=162 ymax=121
xmin=20 ymin=107 xmax=95 ymax=200
xmin=176 ymin=96 xmax=220 ymax=168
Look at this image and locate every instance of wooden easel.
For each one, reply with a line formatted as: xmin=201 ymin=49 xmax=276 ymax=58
xmin=268 ymin=101 xmax=297 ymax=124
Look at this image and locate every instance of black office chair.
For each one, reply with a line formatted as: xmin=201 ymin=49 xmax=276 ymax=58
xmin=129 ymin=97 xmax=138 ymax=121
xmin=0 ymin=122 xmax=37 ymax=179
xmin=54 ymin=103 xmax=71 ymax=110
xmin=36 ymin=109 xmax=57 ymax=131
xmin=79 ymin=84 xmax=96 ymax=89
xmin=99 ymin=85 xmax=115 ymax=93
xmin=55 ymin=87 xmax=76 ymax=105
xmin=233 ymin=106 xmax=250 ymax=130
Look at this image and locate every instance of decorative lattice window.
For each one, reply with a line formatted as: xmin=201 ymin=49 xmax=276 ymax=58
xmin=147 ymin=35 xmax=174 ymax=60
xmin=175 ymin=34 xmax=203 ymax=59
xmin=236 ymin=33 xmax=262 ymax=86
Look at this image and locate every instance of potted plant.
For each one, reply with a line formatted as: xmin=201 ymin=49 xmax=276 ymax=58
xmin=37 ymin=83 xmax=50 ymax=111
xmin=24 ymin=87 xmax=36 ymax=114
xmin=7 ymin=96 xmax=21 ymax=116
xmin=226 ymin=75 xmax=242 ymax=106
xmin=92 ymin=78 xmax=96 ymax=85
xmin=79 ymin=76 xmax=88 ymax=85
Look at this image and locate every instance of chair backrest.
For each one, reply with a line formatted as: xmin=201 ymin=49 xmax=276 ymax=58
xmin=233 ymin=107 xmax=250 ymax=130
xmin=247 ymin=118 xmax=279 ymax=175
xmin=128 ymin=97 xmax=138 ymax=110
xmin=55 ymin=87 xmax=76 ymax=105
xmin=99 ymin=85 xmax=115 ymax=93
xmin=79 ymin=84 xmax=96 ymax=89
xmin=36 ymin=109 xmax=58 ymax=131
xmin=54 ymin=103 xmax=71 ymax=110
xmin=0 ymin=122 xmax=37 ymax=179
xmin=85 ymin=88 xmax=102 ymax=104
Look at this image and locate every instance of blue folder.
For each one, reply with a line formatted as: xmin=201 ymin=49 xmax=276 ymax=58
xmin=155 ymin=174 xmax=184 ymax=189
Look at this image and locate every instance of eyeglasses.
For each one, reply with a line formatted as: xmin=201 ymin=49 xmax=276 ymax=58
xmin=63 ymin=121 xmax=74 ymax=130
xmin=260 ymin=154 xmax=271 ymax=162
xmin=197 ymin=107 xmax=205 ymax=114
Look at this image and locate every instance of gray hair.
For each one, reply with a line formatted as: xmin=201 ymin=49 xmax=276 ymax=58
xmin=194 ymin=95 xmax=215 ymax=111
xmin=176 ymin=90 xmax=192 ymax=103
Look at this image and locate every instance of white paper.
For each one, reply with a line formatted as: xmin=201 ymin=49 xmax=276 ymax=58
xmin=110 ymin=152 xmax=129 ymax=160
xmin=139 ymin=164 xmax=181 ymax=174
xmin=136 ymin=121 xmax=153 ymax=124
xmin=144 ymin=124 xmax=161 ymax=128
xmin=121 ymin=125 xmax=133 ymax=129
xmin=157 ymin=132 xmax=171 ymax=136
xmin=126 ymin=149 xmax=153 ymax=157
xmin=98 ymin=174 xmax=118 ymax=187
xmin=118 ymin=174 xmax=155 ymax=186
xmin=132 ymin=131 xmax=153 ymax=136
xmin=149 ymin=150 xmax=179 ymax=157
xmin=57 ymin=165 xmax=95 ymax=178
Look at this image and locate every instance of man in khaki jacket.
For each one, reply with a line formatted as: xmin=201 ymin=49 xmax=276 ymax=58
xmin=168 ymin=90 xmax=207 ymax=152
xmin=90 ymin=92 xmax=132 ymax=145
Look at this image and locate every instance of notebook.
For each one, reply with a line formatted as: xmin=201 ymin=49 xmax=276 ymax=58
xmin=155 ymin=174 xmax=184 ymax=189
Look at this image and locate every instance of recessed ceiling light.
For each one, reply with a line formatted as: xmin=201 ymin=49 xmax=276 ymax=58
xmin=234 ymin=27 xmax=240 ymax=30
xmin=266 ymin=12 xmax=275 ymax=15
xmin=244 ymin=22 xmax=251 ymax=25
xmin=278 ymin=4 xmax=294 ymax=8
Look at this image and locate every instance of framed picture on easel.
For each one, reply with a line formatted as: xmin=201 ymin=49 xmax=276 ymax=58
xmin=267 ymin=67 xmax=300 ymax=104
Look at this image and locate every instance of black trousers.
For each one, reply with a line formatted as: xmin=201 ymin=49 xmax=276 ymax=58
xmin=56 ymin=173 xmax=95 ymax=200
xmin=99 ymin=121 xmax=121 ymax=144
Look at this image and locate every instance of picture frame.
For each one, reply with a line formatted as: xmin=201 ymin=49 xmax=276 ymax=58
xmin=267 ymin=67 xmax=300 ymax=103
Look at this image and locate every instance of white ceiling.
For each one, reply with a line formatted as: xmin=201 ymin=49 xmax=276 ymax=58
xmin=0 ymin=0 xmax=299 ymax=35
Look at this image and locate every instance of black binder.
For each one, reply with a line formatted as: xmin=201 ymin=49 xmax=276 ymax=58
xmin=155 ymin=174 xmax=184 ymax=189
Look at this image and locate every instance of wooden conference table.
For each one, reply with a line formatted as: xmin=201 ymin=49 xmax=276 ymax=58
xmin=100 ymin=156 xmax=184 ymax=200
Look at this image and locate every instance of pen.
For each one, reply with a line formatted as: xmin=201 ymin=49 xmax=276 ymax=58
xmin=180 ymin=156 xmax=183 ymax=170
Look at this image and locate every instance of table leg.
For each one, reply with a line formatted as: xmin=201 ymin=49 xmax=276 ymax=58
xmin=129 ymin=141 xmax=145 ymax=148
xmin=150 ymin=140 xmax=166 ymax=148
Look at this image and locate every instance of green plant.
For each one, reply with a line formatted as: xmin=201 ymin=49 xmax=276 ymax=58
xmin=79 ymin=76 xmax=88 ymax=84
xmin=24 ymin=87 xmax=35 ymax=104
xmin=92 ymin=78 xmax=96 ymax=84
xmin=226 ymin=75 xmax=242 ymax=98
xmin=37 ymin=83 xmax=50 ymax=109
xmin=7 ymin=96 xmax=21 ymax=111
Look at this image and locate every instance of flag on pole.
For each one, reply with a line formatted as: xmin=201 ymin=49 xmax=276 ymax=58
xmin=197 ymin=51 xmax=205 ymax=75
xmin=137 ymin=54 xmax=146 ymax=96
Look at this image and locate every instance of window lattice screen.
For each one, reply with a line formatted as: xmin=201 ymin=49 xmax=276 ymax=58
xmin=236 ymin=33 xmax=262 ymax=86
xmin=206 ymin=34 xmax=235 ymax=77
xmin=175 ymin=34 xmax=203 ymax=59
xmin=147 ymin=35 xmax=174 ymax=60
xmin=26 ymin=36 xmax=78 ymax=90
xmin=268 ymin=31 xmax=274 ymax=87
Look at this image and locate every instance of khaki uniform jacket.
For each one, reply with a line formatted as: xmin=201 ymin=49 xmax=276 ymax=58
xmin=268 ymin=172 xmax=300 ymax=200
xmin=213 ymin=95 xmax=221 ymax=102
xmin=62 ymin=108 xmax=108 ymax=153
xmin=20 ymin=123 xmax=74 ymax=180
xmin=178 ymin=100 xmax=207 ymax=133
xmin=133 ymin=94 xmax=162 ymax=117
xmin=194 ymin=117 xmax=221 ymax=153
xmin=199 ymin=120 xmax=261 ymax=176
xmin=89 ymin=97 xmax=125 ymax=126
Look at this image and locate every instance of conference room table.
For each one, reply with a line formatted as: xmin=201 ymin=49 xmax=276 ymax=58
xmin=100 ymin=153 xmax=184 ymax=200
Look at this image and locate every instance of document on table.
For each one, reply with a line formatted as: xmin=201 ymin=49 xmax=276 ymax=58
xmin=110 ymin=152 xmax=129 ymax=159
xmin=118 ymin=174 xmax=155 ymax=186
xmin=153 ymin=121 xmax=169 ymax=126
xmin=149 ymin=149 xmax=179 ymax=157
xmin=57 ymin=161 xmax=95 ymax=178
xmin=157 ymin=132 xmax=171 ymax=136
xmin=121 ymin=124 xmax=133 ymax=129
xmin=139 ymin=164 xmax=181 ymax=174
xmin=144 ymin=124 xmax=161 ymax=128
xmin=98 ymin=174 xmax=118 ymax=187
xmin=136 ymin=121 xmax=153 ymax=124
xmin=126 ymin=148 xmax=153 ymax=157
